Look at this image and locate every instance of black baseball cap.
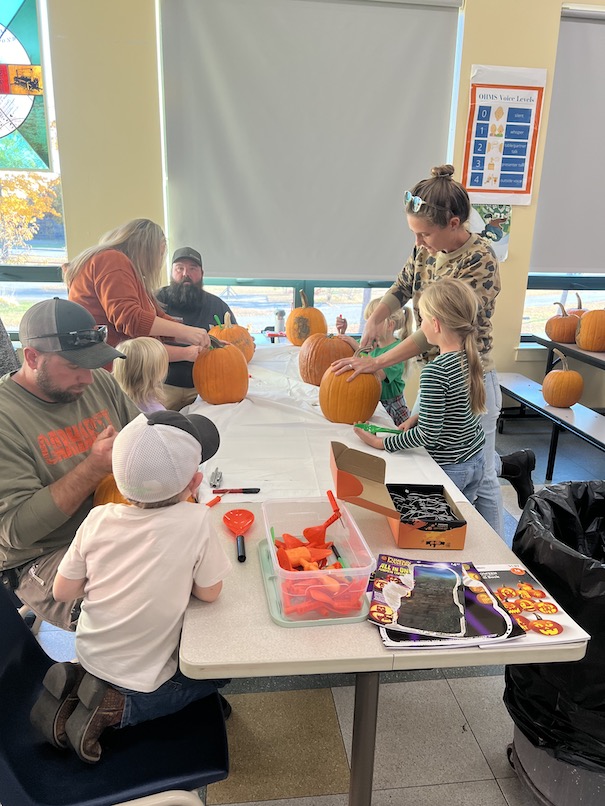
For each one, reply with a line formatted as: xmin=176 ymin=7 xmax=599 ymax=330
xmin=19 ymin=298 xmax=125 ymax=369
xmin=172 ymin=247 xmax=202 ymax=268
xmin=146 ymin=410 xmax=220 ymax=463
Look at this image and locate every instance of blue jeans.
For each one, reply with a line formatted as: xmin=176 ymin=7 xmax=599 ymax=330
xmin=474 ymin=369 xmax=504 ymax=537
xmin=440 ymin=449 xmax=485 ymax=505
xmin=115 ymin=670 xmax=230 ymax=728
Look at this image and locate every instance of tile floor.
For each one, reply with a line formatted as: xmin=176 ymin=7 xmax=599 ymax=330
xmin=36 ymin=418 xmax=603 ymax=805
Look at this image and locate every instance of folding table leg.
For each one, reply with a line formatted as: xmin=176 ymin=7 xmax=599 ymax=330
xmin=546 ymin=424 xmax=560 ymax=481
xmin=349 ymin=670 xmax=380 ymax=806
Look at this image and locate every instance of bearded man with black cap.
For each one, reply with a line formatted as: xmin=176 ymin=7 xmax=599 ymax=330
xmin=156 ymin=247 xmax=238 ymax=410
xmin=0 ymin=298 xmax=139 ymax=630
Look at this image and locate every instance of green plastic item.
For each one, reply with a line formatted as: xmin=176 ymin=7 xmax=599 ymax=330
xmin=354 ymin=422 xmax=401 ymax=435
xmin=257 ymin=541 xmax=369 ymax=628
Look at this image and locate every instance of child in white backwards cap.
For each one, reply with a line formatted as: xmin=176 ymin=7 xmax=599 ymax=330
xmin=30 ymin=410 xmax=231 ymax=764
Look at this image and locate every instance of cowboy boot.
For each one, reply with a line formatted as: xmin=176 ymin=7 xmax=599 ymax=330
xmin=30 ymin=661 xmax=86 ymax=748
xmin=65 ymin=673 xmax=125 ymax=763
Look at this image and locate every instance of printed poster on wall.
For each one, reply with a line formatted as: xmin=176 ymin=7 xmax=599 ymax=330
xmin=462 ymin=65 xmax=547 ymax=206
xmin=469 ymin=204 xmax=511 ymax=263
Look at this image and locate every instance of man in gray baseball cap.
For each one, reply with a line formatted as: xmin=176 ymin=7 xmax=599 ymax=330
xmin=0 ymin=298 xmax=139 ymax=629
xmin=19 ymin=297 xmax=125 ymax=370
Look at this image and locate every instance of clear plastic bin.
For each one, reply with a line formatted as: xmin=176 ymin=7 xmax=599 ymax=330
xmin=261 ymin=498 xmax=375 ymax=622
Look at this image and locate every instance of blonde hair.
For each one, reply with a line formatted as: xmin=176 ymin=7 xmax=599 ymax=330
xmin=63 ymin=219 xmax=165 ymax=297
xmin=418 ymin=279 xmax=486 ymax=414
xmin=364 ymin=298 xmax=412 ymax=341
xmin=113 ymin=337 xmax=169 ymax=409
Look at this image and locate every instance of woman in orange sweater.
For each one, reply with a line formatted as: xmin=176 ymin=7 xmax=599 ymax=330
xmin=64 ymin=219 xmax=210 ymax=366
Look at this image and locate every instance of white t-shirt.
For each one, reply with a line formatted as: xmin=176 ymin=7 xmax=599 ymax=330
xmin=58 ymin=501 xmax=232 ymax=692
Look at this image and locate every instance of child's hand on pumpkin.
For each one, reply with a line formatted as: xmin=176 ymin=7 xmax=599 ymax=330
xmin=336 ymin=334 xmax=359 ymax=351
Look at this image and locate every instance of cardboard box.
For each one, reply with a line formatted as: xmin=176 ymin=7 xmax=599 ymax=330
xmin=330 ymin=441 xmax=467 ymax=550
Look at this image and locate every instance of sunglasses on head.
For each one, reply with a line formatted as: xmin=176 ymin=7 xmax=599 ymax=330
xmin=404 ymin=190 xmax=449 ymax=213
xmin=30 ymin=326 xmax=108 ymax=350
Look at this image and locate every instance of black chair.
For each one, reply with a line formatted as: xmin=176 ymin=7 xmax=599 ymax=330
xmin=0 ymin=586 xmax=229 ymax=806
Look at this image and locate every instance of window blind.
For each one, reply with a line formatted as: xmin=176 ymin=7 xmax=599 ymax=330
xmin=530 ymin=11 xmax=605 ymax=273
xmin=159 ymin=0 xmax=460 ymax=280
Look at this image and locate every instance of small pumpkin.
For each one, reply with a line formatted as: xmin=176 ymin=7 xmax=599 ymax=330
xmin=542 ymin=349 xmax=584 ymax=408
xmin=299 ymin=333 xmax=354 ymax=386
xmin=575 ymin=308 xmax=605 ymax=352
xmin=318 ymin=363 xmax=381 ymax=424
xmin=567 ymin=293 xmax=588 ymax=318
xmin=93 ymin=472 xmax=195 ymax=505
xmin=544 ymin=303 xmax=579 ymax=344
xmin=193 ymin=341 xmax=249 ymax=404
xmin=93 ymin=473 xmax=129 ymax=506
xmin=285 ymin=290 xmax=327 ymax=346
xmin=208 ymin=313 xmax=255 ymax=363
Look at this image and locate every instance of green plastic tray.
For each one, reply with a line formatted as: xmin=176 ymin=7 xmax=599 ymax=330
xmin=258 ymin=540 xmax=370 ymax=628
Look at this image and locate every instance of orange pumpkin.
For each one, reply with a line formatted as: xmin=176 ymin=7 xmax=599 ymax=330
xmin=299 ymin=333 xmax=354 ymax=386
xmin=208 ymin=312 xmax=255 ymax=363
xmin=93 ymin=472 xmax=195 ymax=505
xmin=193 ymin=342 xmax=249 ymax=404
xmin=318 ymin=365 xmax=381 ymax=424
xmin=575 ymin=308 xmax=605 ymax=352
xmin=285 ymin=290 xmax=327 ymax=346
xmin=544 ymin=303 xmax=579 ymax=344
xmin=567 ymin=293 xmax=588 ymax=318
xmin=93 ymin=473 xmax=129 ymax=506
xmin=542 ymin=350 xmax=584 ymax=408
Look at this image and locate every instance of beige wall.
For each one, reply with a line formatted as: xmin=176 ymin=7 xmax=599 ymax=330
xmin=46 ymin=0 xmax=605 ymax=400
xmin=46 ymin=0 xmax=164 ymax=257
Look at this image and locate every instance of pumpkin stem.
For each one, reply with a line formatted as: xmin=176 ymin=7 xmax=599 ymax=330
xmin=553 ymin=348 xmax=569 ymax=371
xmin=299 ymin=289 xmax=309 ymax=308
xmin=553 ymin=302 xmax=569 ymax=317
xmin=213 ymin=314 xmax=222 ymax=327
xmin=575 ymin=293 xmax=583 ymax=310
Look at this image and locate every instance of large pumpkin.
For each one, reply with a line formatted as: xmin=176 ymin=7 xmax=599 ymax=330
xmin=567 ymin=293 xmax=588 ymax=318
xmin=208 ymin=313 xmax=255 ymax=363
xmin=299 ymin=333 xmax=354 ymax=386
xmin=285 ymin=290 xmax=327 ymax=346
xmin=575 ymin=309 xmax=605 ymax=352
xmin=93 ymin=473 xmax=128 ymax=506
xmin=318 ymin=365 xmax=381 ymax=424
xmin=193 ymin=342 xmax=249 ymax=404
xmin=544 ymin=303 xmax=579 ymax=344
xmin=542 ymin=350 xmax=584 ymax=408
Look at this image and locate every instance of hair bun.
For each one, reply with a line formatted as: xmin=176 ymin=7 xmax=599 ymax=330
xmin=430 ymin=164 xmax=455 ymax=179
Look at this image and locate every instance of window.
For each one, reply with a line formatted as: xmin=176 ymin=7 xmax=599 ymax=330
xmin=0 ymin=0 xmax=67 ymax=270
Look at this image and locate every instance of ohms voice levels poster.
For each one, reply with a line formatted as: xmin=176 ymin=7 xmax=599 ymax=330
xmin=462 ymin=65 xmax=547 ymax=206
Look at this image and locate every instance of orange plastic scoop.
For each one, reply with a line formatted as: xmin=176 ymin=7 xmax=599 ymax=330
xmin=223 ymin=509 xmax=255 ymax=537
xmin=223 ymin=509 xmax=254 ymax=563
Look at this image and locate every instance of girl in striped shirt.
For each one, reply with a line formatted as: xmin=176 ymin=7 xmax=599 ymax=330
xmin=354 ymin=278 xmax=486 ymax=503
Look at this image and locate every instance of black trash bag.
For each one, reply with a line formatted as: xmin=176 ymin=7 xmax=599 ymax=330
xmin=504 ymin=480 xmax=605 ymax=772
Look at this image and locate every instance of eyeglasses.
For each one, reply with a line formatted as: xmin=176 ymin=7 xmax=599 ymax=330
xmin=404 ymin=190 xmax=449 ymax=213
xmin=29 ymin=326 xmax=108 ymax=349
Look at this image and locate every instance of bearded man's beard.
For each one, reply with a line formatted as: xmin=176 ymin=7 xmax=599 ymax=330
xmin=163 ymin=280 xmax=205 ymax=311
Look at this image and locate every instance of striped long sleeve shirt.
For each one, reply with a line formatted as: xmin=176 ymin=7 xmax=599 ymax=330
xmin=383 ymin=351 xmax=485 ymax=465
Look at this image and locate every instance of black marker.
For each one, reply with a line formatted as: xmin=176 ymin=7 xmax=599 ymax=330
xmin=236 ymin=535 xmax=246 ymax=563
